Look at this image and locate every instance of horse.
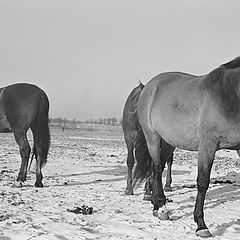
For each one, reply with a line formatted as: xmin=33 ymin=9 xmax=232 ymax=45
xmin=122 ymin=82 xmax=174 ymax=199
xmin=0 ymin=83 xmax=50 ymax=187
xmin=133 ymin=56 xmax=240 ymax=237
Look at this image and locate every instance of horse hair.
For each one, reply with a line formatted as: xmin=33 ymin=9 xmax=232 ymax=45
xmin=222 ymin=56 xmax=240 ymax=70
xmin=202 ymin=61 xmax=240 ymax=120
xmin=132 ymin=124 xmax=153 ymax=188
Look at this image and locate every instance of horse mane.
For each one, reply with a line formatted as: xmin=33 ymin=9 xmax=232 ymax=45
xmin=222 ymin=56 xmax=240 ymax=70
xmin=202 ymin=58 xmax=240 ymax=120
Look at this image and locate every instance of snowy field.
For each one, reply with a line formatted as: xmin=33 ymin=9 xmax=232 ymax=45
xmin=0 ymin=125 xmax=240 ymax=240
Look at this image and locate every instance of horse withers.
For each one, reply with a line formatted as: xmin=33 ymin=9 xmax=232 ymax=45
xmin=122 ymin=82 xmax=174 ymax=198
xmin=0 ymin=83 xmax=50 ymax=187
xmin=133 ymin=56 xmax=240 ymax=237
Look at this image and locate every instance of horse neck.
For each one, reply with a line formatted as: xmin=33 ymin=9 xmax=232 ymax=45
xmin=234 ymin=69 xmax=240 ymax=98
xmin=224 ymin=68 xmax=240 ymax=96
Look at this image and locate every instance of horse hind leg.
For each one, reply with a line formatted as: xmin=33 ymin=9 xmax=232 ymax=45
xmin=125 ymin=138 xmax=135 ymax=195
xmin=143 ymin=173 xmax=153 ymax=201
xmin=194 ymin=139 xmax=217 ymax=238
xmin=35 ymin=154 xmax=43 ymax=188
xmin=145 ymin=132 xmax=169 ymax=220
xmin=31 ymin=126 xmax=44 ymax=188
xmin=32 ymin=141 xmax=44 ymax=187
xmin=13 ymin=130 xmax=31 ymax=187
xmin=164 ymin=153 xmax=173 ymax=192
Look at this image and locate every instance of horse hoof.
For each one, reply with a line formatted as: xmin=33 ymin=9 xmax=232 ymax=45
xmin=153 ymin=209 xmax=169 ymax=220
xmin=195 ymin=229 xmax=212 ymax=238
xmin=164 ymin=186 xmax=172 ymax=192
xmin=153 ymin=210 xmax=159 ymax=217
xmin=143 ymin=193 xmax=152 ymax=201
xmin=125 ymin=189 xmax=134 ymax=195
xmin=158 ymin=211 xmax=169 ymax=220
xmin=11 ymin=181 xmax=23 ymax=188
xmin=35 ymin=182 xmax=43 ymax=188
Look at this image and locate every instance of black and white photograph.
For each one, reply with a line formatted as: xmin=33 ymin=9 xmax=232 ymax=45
xmin=0 ymin=1 xmax=240 ymax=239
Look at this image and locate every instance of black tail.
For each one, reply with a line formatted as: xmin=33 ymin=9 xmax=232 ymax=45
xmin=132 ymin=123 xmax=153 ymax=188
xmin=37 ymin=92 xmax=50 ymax=168
xmin=28 ymin=145 xmax=36 ymax=172
xmin=30 ymin=91 xmax=50 ymax=170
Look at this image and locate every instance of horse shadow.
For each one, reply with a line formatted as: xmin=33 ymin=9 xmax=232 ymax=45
xmin=44 ymin=165 xmax=191 ymax=189
xmin=167 ymin=171 xmax=240 ymax=237
xmin=44 ymin=165 xmax=127 ymax=187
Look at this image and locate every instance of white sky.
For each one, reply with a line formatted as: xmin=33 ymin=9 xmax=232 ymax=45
xmin=0 ymin=0 xmax=239 ymax=120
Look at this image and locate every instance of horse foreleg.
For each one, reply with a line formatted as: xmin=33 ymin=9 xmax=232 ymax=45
xmin=194 ymin=139 xmax=216 ymax=238
xmin=125 ymin=141 xmax=134 ymax=195
xmin=164 ymin=153 xmax=173 ymax=192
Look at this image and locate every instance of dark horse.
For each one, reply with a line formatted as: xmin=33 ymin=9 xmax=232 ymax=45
xmin=0 ymin=83 xmax=50 ymax=187
xmin=133 ymin=56 xmax=240 ymax=237
xmin=122 ymin=82 xmax=174 ymax=198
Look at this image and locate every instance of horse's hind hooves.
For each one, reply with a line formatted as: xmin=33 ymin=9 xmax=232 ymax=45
xmin=195 ymin=229 xmax=212 ymax=238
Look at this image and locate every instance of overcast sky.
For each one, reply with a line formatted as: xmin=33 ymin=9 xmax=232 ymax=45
xmin=0 ymin=0 xmax=239 ymax=120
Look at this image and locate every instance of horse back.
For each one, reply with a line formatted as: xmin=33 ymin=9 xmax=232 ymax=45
xmin=1 ymin=83 xmax=48 ymax=130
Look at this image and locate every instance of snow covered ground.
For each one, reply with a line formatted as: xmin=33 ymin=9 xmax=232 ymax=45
xmin=0 ymin=125 xmax=240 ymax=240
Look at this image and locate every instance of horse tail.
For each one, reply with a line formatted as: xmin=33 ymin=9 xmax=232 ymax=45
xmin=132 ymin=122 xmax=153 ymax=188
xmin=138 ymin=79 xmax=145 ymax=90
xmin=28 ymin=145 xmax=36 ymax=172
xmin=32 ymin=90 xmax=50 ymax=169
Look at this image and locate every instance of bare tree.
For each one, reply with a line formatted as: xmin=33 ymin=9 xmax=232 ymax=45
xmin=111 ymin=117 xmax=118 ymax=126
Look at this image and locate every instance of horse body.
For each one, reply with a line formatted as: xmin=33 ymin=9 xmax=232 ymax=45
xmin=0 ymin=83 xmax=50 ymax=187
xmin=134 ymin=57 xmax=240 ymax=237
xmin=139 ymin=72 xmax=204 ymax=150
xmin=140 ymin=70 xmax=240 ymax=151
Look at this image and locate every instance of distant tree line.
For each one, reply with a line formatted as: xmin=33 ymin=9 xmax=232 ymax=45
xmin=49 ymin=117 xmax=121 ymax=128
xmin=85 ymin=117 xmax=119 ymax=126
xmin=49 ymin=118 xmax=80 ymax=129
